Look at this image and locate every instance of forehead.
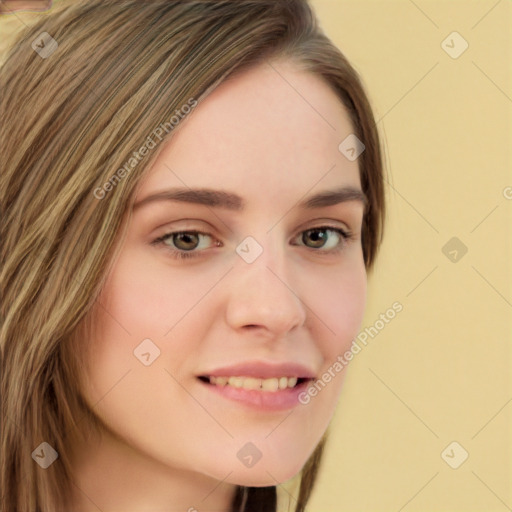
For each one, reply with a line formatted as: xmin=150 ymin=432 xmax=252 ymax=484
xmin=136 ymin=59 xmax=361 ymax=206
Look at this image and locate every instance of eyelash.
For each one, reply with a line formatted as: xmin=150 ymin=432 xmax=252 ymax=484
xmin=151 ymin=226 xmax=355 ymax=261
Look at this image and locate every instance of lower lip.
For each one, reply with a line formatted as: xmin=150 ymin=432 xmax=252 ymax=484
xmin=198 ymin=379 xmax=311 ymax=412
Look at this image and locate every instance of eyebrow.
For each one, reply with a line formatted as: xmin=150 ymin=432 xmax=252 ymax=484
xmin=132 ymin=186 xmax=367 ymax=211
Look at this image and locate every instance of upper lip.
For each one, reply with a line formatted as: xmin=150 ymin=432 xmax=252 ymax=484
xmin=198 ymin=361 xmax=316 ymax=379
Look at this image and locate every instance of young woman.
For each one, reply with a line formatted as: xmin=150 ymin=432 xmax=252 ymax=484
xmin=0 ymin=1 xmax=386 ymax=510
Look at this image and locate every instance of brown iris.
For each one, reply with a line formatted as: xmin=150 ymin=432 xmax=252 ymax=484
xmin=302 ymin=228 xmax=329 ymax=248
xmin=169 ymin=232 xmax=200 ymax=251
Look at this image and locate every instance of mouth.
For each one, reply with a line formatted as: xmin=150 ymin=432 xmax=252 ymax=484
xmin=196 ymin=373 xmax=314 ymax=411
xmin=197 ymin=375 xmax=311 ymax=391
xmin=195 ymin=361 xmax=316 ymax=411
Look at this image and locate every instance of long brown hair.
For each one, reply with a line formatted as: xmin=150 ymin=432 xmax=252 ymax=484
xmin=0 ymin=1 xmax=386 ymax=510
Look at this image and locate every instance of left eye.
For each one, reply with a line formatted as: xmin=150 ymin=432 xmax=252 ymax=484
xmin=293 ymin=227 xmax=348 ymax=251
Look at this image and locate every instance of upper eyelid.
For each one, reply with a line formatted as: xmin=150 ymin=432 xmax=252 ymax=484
xmin=156 ymin=224 xmax=349 ymax=238
xmin=153 ymin=229 xmax=217 ymax=244
xmin=153 ymin=217 xmax=354 ymax=237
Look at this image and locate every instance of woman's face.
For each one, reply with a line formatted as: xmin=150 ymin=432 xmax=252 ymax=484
xmin=82 ymin=59 xmax=367 ymax=487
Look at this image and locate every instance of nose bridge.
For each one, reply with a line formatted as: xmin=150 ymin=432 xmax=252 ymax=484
xmin=225 ymin=233 xmax=307 ymax=334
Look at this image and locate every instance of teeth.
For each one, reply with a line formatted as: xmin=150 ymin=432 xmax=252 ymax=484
xmin=261 ymin=378 xmax=279 ymax=392
xmin=228 ymin=376 xmax=243 ymax=388
xmin=287 ymin=377 xmax=298 ymax=388
xmin=242 ymin=377 xmax=260 ymax=390
xmin=208 ymin=376 xmax=301 ymax=391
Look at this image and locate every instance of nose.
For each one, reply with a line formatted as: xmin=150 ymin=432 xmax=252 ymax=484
xmin=224 ymin=244 xmax=307 ymax=338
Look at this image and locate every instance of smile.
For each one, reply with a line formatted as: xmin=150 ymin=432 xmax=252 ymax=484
xmin=199 ymin=375 xmax=309 ymax=391
xmin=197 ymin=375 xmax=314 ymax=411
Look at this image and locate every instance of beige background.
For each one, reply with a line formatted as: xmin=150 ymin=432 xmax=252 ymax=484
xmin=305 ymin=1 xmax=512 ymax=511
xmin=1 ymin=1 xmax=511 ymax=511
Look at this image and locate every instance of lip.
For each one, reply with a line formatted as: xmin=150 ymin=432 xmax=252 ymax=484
xmin=196 ymin=361 xmax=316 ymax=412
xmin=199 ymin=378 xmax=312 ymax=411
xmin=198 ymin=361 xmax=316 ymax=379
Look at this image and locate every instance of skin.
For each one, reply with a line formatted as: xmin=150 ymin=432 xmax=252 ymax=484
xmin=69 ymin=58 xmax=367 ymax=512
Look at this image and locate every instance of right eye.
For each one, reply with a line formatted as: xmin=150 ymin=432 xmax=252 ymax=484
xmin=152 ymin=230 xmax=221 ymax=260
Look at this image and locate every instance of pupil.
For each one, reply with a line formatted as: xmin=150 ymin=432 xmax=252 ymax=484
xmin=174 ymin=232 xmax=199 ymax=250
xmin=304 ymin=229 xmax=326 ymax=248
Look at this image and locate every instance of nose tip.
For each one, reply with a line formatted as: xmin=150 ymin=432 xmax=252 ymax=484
xmin=225 ymin=263 xmax=307 ymax=337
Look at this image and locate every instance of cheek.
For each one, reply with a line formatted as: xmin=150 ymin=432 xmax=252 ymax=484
xmin=292 ymin=259 xmax=366 ymax=450
xmin=306 ymin=257 xmax=367 ymax=358
xmin=83 ymin=249 xmax=226 ymax=398
xmin=102 ymin=255 xmax=181 ymax=332
xmin=97 ymin=248 xmax=222 ymax=337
